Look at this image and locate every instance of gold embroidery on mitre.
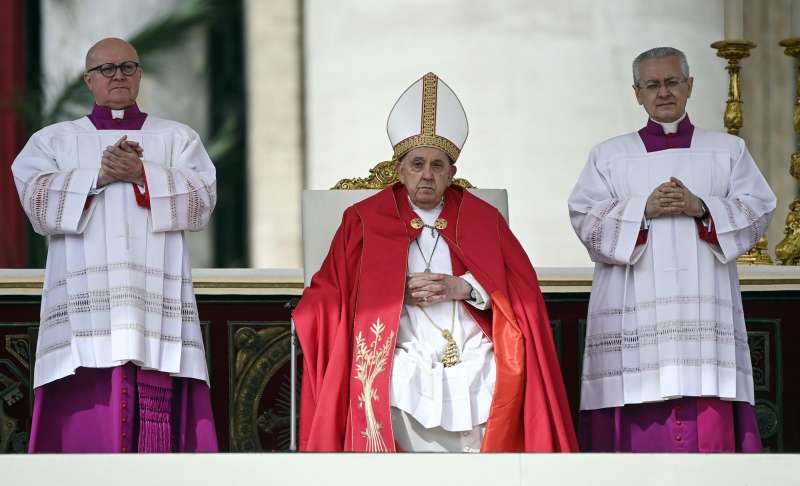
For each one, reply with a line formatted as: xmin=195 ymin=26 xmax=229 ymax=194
xmin=410 ymin=218 xmax=424 ymax=229
xmin=421 ymin=72 xmax=437 ymax=137
xmin=393 ymin=134 xmax=461 ymax=163
xmin=354 ymin=319 xmax=394 ymax=452
xmin=392 ymin=72 xmax=461 ymax=162
xmin=434 ymin=218 xmax=447 ymax=230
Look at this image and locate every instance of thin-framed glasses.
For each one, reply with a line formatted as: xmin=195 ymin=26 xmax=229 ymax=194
xmin=86 ymin=61 xmax=140 ymax=78
xmin=637 ymin=77 xmax=687 ymax=95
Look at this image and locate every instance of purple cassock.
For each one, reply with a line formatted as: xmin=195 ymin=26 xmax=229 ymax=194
xmin=579 ymin=116 xmax=763 ymax=453
xmin=28 ymin=104 xmax=218 ymax=453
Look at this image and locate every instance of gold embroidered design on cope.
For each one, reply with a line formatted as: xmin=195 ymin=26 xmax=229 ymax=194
xmin=434 ymin=218 xmax=447 ymax=230
xmin=354 ymin=319 xmax=394 ymax=452
xmin=410 ymin=218 xmax=424 ymax=229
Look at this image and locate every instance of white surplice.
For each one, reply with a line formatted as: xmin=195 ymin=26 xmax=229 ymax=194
xmin=568 ymin=127 xmax=776 ymax=410
xmin=389 ymin=200 xmax=496 ymax=443
xmin=12 ymin=115 xmax=216 ymax=388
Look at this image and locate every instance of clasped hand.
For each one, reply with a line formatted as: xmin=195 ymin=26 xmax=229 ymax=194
xmin=644 ymin=177 xmax=704 ymax=219
xmin=404 ymin=272 xmax=472 ymax=307
xmin=98 ymin=135 xmax=144 ymax=187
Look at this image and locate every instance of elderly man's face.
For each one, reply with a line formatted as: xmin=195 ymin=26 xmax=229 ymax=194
xmin=634 ymin=56 xmax=693 ymax=123
xmin=396 ymin=146 xmax=456 ymax=210
xmin=83 ymin=38 xmax=141 ymax=109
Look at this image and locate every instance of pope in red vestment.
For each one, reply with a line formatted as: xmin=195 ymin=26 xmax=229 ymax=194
xmin=294 ymin=72 xmax=577 ymax=452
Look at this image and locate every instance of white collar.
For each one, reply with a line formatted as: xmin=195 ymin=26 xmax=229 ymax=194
xmin=651 ymin=112 xmax=687 ymax=134
xmin=409 ymin=196 xmax=444 ymax=223
xmin=111 ymin=109 xmax=125 ymax=120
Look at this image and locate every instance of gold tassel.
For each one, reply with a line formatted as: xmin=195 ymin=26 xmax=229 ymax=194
xmin=440 ymin=329 xmax=461 ymax=368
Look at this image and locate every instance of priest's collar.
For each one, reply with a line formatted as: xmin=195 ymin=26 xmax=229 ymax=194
xmin=90 ymin=103 xmax=146 ymax=120
xmin=638 ymin=112 xmax=694 ymax=152
xmin=643 ymin=112 xmax=691 ymax=136
xmin=88 ymin=103 xmax=148 ymax=130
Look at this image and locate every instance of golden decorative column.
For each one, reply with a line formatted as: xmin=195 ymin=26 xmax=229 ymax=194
xmin=775 ymin=38 xmax=800 ymax=264
xmin=711 ymin=40 xmax=772 ymax=264
xmin=711 ymin=40 xmax=755 ymax=135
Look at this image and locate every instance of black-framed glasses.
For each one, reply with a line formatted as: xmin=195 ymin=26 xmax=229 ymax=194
xmin=87 ymin=61 xmax=140 ymax=78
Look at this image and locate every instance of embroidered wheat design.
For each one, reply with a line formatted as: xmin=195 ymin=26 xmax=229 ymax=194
xmin=354 ymin=319 xmax=394 ymax=452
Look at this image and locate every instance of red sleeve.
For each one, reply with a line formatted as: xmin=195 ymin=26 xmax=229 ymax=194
xmin=635 ymin=229 xmax=648 ymax=246
xmin=293 ymin=207 xmax=363 ymax=451
xmin=696 ymin=216 xmax=718 ymax=245
xmin=131 ymin=170 xmax=150 ymax=208
xmin=496 ymin=216 xmax=579 ymax=452
xmin=83 ymin=195 xmax=94 ymax=210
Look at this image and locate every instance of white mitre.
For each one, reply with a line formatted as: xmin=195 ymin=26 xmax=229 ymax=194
xmin=386 ymin=72 xmax=469 ymax=162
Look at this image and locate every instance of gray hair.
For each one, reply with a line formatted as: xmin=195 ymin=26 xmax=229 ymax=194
xmin=632 ymin=47 xmax=690 ymax=86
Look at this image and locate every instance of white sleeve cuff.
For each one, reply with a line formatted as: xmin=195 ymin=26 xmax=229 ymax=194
xmin=459 ymin=272 xmax=491 ymax=311
xmin=87 ymin=170 xmax=107 ymax=196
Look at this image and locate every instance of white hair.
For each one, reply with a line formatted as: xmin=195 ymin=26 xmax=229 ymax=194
xmin=632 ymin=47 xmax=690 ymax=86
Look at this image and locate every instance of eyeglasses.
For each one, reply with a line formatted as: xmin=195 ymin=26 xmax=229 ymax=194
xmin=86 ymin=61 xmax=140 ymax=78
xmin=636 ymin=77 xmax=687 ymax=95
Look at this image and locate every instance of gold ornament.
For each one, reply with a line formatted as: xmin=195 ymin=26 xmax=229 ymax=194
xmin=440 ymin=329 xmax=461 ymax=368
xmin=776 ymin=37 xmax=800 ymax=265
xmin=711 ymin=39 xmax=772 ymax=264
xmin=710 ymin=40 xmax=755 ymax=136
xmin=418 ymin=301 xmax=461 ymax=368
